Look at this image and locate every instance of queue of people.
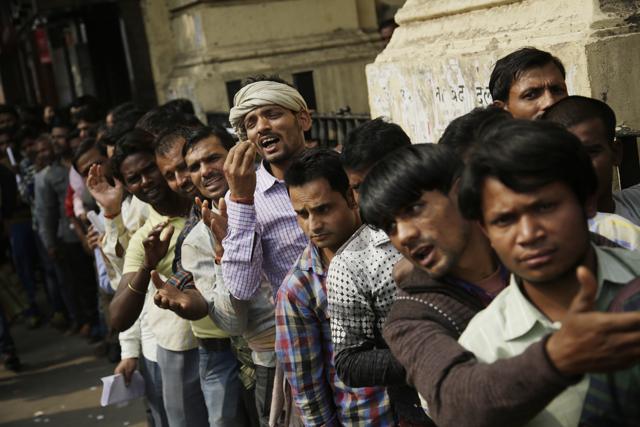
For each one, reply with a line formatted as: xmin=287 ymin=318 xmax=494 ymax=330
xmin=0 ymin=46 xmax=639 ymax=427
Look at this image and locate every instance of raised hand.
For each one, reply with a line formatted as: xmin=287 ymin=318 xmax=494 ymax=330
xmin=223 ymin=141 xmax=257 ymax=200
xmin=151 ymin=271 xmax=188 ymax=311
xmin=546 ymin=266 xmax=640 ymax=375
xmin=142 ymin=222 xmax=174 ymax=270
xmin=86 ymin=164 xmax=124 ymax=217
xmin=198 ymin=197 xmax=228 ymax=258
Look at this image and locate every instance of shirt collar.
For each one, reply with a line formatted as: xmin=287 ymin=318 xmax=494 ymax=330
xmin=503 ymin=243 xmax=632 ymax=341
xmin=297 ymin=242 xmax=326 ymax=277
xmin=256 ymin=161 xmax=282 ymax=194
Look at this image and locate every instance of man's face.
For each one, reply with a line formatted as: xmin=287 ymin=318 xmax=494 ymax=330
xmin=244 ymin=105 xmax=310 ymax=165
xmin=480 ymin=178 xmax=592 ymax=285
xmin=289 ymin=178 xmax=359 ymax=254
xmin=77 ymin=120 xmax=95 ymax=139
xmin=345 ymin=167 xmax=371 ymax=206
xmin=76 ymin=147 xmax=107 ymax=179
xmin=499 ymin=62 xmax=568 ymax=119
xmin=34 ymin=140 xmax=54 ymax=169
xmin=155 ymin=138 xmax=198 ymax=198
xmin=388 ymin=190 xmax=470 ymax=279
xmin=50 ymin=127 xmax=69 ymax=155
xmin=568 ymin=118 xmax=619 ymax=201
xmin=184 ymin=136 xmax=229 ymax=201
xmin=120 ymin=152 xmax=170 ymax=206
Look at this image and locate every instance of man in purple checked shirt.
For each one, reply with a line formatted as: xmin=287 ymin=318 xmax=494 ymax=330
xmin=222 ymin=75 xmax=310 ymax=424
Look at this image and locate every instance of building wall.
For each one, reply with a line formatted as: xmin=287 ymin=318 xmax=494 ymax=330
xmin=366 ymin=0 xmax=640 ymax=143
xmin=140 ymin=0 xmax=384 ymax=119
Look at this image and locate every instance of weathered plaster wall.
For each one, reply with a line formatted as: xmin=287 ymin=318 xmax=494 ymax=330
xmin=367 ymin=0 xmax=640 ymax=142
xmin=141 ymin=0 xmax=383 ymax=117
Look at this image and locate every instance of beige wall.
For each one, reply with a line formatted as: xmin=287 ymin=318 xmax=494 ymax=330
xmin=366 ymin=0 xmax=640 ymax=142
xmin=140 ymin=0 xmax=383 ymax=119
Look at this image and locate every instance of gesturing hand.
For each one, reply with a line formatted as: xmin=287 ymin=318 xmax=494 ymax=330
xmin=151 ymin=270 xmax=190 ymax=316
xmin=197 ymin=197 xmax=227 ymax=258
xmin=546 ymin=266 xmax=640 ymax=376
xmin=223 ymin=141 xmax=256 ymax=200
xmin=86 ymin=164 xmax=124 ymax=217
xmin=142 ymin=222 xmax=174 ymax=270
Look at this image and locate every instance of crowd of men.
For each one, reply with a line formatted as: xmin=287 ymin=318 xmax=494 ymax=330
xmin=0 ymin=46 xmax=639 ymax=427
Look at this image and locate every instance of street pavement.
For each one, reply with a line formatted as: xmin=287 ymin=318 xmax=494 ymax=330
xmin=0 ymin=320 xmax=146 ymax=427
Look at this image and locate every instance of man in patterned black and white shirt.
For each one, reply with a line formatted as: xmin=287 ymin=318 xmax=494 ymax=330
xmin=327 ymin=118 xmax=433 ymax=426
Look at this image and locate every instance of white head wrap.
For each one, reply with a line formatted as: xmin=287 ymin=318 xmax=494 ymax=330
xmin=228 ymin=81 xmax=308 ymax=137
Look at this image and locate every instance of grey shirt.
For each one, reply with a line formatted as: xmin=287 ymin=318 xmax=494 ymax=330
xmin=34 ymin=162 xmax=77 ymax=249
xmin=182 ymin=220 xmax=276 ymax=366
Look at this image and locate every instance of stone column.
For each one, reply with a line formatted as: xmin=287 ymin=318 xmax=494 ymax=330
xmin=366 ymin=0 xmax=640 ymax=143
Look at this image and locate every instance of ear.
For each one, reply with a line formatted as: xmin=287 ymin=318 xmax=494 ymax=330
xmin=492 ymin=100 xmax=507 ymax=111
xmin=611 ymin=138 xmax=622 ymax=167
xmin=346 ymin=188 xmax=358 ymax=210
xmin=585 ymin=193 xmax=598 ymax=219
xmin=297 ymin=110 xmax=312 ymax=132
xmin=448 ymin=177 xmax=461 ymax=201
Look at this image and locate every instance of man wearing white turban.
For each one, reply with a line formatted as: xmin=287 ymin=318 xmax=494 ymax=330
xmin=222 ymin=76 xmax=310 ymax=425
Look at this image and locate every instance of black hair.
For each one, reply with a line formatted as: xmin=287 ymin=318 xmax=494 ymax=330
xmin=72 ymin=138 xmax=99 ymax=171
xmin=100 ymin=118 xmax=137 ymax=148
xmin=71 ymin=95 xmax=103 ymax=123
xmin=110 ymin=128 xmax=156 ymax=181
xmin=136 ymin=107 xmax=203 ymax=138
xmin=108 ymin=102 xmax=146 ymax=128
xmin=439 ymin=106 xmax=512 ymax=158
xmin=285 ymin=149 xmax=350 ymax=199
xmin=241 ymin=74 xmax=295 ymax=88
xmin=458 ymin=119 xmax=597 ymax=221
xmin=360 ymin=143 xmax=462 ymax=231
xmin=340 ymin=117 xmax=411 ymax=172
xmin=50 ymin=115 xmax=71 ymax=130
xmin=14 ymin=125 xmax=41 ymax=145
xmin=154 ymin=114 xmax=206 ymax=156
xmin=541 ymin=95 xmax=616 ymax=142
xmin=0 ymin=104 xmax=18 ymax=118
xmin=162 ymin=99 xmax=195 ymax=116
xmin=489 ymin=47 xmax=566 ymax=102
xmin=183 ymin=125 xmax=236 ymax=157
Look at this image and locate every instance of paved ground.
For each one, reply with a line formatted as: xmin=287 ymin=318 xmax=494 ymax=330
xmin=0 ymin=320 xmax=147 ymax=427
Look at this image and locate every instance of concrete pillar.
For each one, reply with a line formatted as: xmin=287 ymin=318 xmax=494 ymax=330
xmin=366 ymin=0 xmax=640 ymax=143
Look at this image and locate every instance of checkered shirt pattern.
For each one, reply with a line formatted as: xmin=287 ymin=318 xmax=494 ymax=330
xmin=276 ymin=243 xmax=393 ymax=426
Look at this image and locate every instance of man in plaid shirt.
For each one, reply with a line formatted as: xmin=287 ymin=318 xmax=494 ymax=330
xmin=276 ymin=150 xmax=393 ymax=426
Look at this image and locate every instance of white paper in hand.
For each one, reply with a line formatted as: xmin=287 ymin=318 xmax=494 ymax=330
xmin=100 ymin=372 xmax=145 ymax=407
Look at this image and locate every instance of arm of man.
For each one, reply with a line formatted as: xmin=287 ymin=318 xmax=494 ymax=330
xmin=221 ymin=141 xmax=263 ymax=301
xmin=327 ymin=256 xmax=406 ymax=387
xmin=181 ymin=232 xmax=248 ymax=334
xmin=110 ymin=223 xmax=173 ymax=331
xmin=383 ymin=284 xmax=640 ymax=427
xmin=221 ymin=197 xmax=264 ymax=300
xmin=275 ymin=280 xmax=339 ymax=426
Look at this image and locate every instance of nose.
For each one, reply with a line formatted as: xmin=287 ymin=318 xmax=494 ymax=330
xmin=539 ymin=90 xmax=564 ymax=113
xmin=256 ymin=115 xmax=271 ymax=134
xmin=396 ymin=219 xmax=419 ymax=248
xmin=141 ymin=173 xmax=154 ymax=189
xmin=176 ymin=170 xmax=190 ymax=190
xmin=308 ymin=213 xmax=323 ymax=234
xmin=516 ymin=215 xmax=544 ymax=246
